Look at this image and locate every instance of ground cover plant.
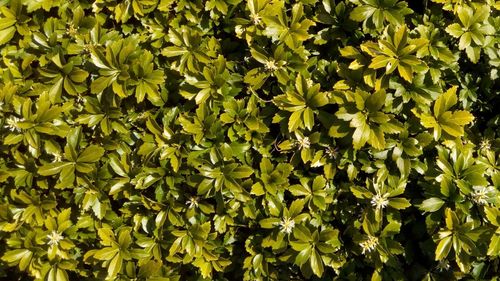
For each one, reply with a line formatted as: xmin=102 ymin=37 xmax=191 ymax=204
xmin=0 ymin=0 xmax=499 ymax=280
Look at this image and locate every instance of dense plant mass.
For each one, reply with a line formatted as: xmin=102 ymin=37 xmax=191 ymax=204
xmin=0 ymin=0 xmax=499 ymax=280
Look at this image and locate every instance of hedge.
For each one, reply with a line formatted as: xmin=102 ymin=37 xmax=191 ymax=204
xmin=0 ymin=0 xmax=499 ymax=280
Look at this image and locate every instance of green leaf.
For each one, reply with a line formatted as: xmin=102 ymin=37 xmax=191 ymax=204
xmin=397 ymin=64 xmax=413 ymax=82
xmin=465 ymin=46 xmax=481 ymax=63
xmin=0 ymin=18 xmax=16 ymax=30
xmin=229 ymin=166 xmax=254 ymax=179
xmin=94 ymin=247 xmax=118 ymax=260
xmin=259 ymin=218 xmax=280 ymax=229
xmin=350 ymin=6 xmax=375 ymax=22
xmin=0 ymin=26 xmax=15 ymax=45
xmin=350 ymin=185 xmax=373 ymax=199
xmin=434 ymin=86 xmax=458 ymax=117
xmin=388 ymin=198 xmax=411 ymax=210
xmin=289 ymin=184 xmax=310 ymax=197
xmin=38 ymin=162 xmax=72 ymax=176
xmin=288 ymin=110 xmax=303 ymax=132
xmin=368 ymin=127 xmax=385 ymax=150
xmin=294 ymin=246 xmax=312 ymax=266
xmin=69 ymin=69 xmax=89 ymax=83
xmin=310 ymin=249 xmax=324 ymax=277
xmin=458 ymin=32 xmax=471 ymax=50
xmin=56 ymin=268 xmax=69 ymax=281
xmin=381 ymin=221 xmax=401 ymax=237
xmin=91 ymin=76 xmax=115 ymax=94
xmin=1 ymin=249 xmax=31 ymax=263
xmin=303 ymin=108 xmax=314 ymax=130
xmin=488 ymin=235 xmax=500 ymax=256
xmin=77 ymin=145 xmax=105 ymax=163
xmin=419 ymin=198 xmax=445 ymax=212
xmin=108 ymin=253 xmax=123 ymax=279
xmin=289 ymin=199 xmax=306 ymax=218
xmin=293 ymin=225 xmax=312 ymax=242
xmin=445 ymin=208 xmax=459 ymax=230
xmin=440 ymin=118 xmax=464 ymax=137
xmin=352 ymin=122 xmax=370 ymax=149
xmin=484 ymin=207 xmax=500 ymax=227
xmin=445 ymin=23 xmax=464 ymax=38
xmin=450 ymin=110 xmax=474 ymax=125
xmin=457 ymin=5 xmax=472 ymax=27
xmin=365 ymin=89 xmax=386 ymax=112
xmin=109 ymin=156 xmax=128 ymax=177
xmin=435 ymin=236 xmax=452 ymax=260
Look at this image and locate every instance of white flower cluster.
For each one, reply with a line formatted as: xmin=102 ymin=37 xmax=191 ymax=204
xmin=360 ymin=235 xmax=379 ymax=254
xmin=279 ymin=217 xmax=295 ymax=234
xmin=47 ymin=231 xmax=64 ymax=246
xmin=371 ymin=193 xmax=389 ymax=209
xmin=5 ymin=116 xmax=22 ymax=132
xmin=297 ymin=136 xmax=310 ymax=149
xmin=264 ymin=59 xmax=279 ymax=72
xmin=471 ymin=186 xmax=496 ymax=205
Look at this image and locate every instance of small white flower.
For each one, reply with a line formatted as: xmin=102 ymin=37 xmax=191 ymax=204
xmin=359 ymin=235 xmax=378 ymax=254
xmin=5 ymin=116 xmax=21 ymax=132
xmin=297 ymin=137 xmax=310 ymax=149
xmin=66 ymin=23 xmax=78 ymax=36
xmin=371 ymin=193 xmax=389 ymax=209
xmin=53 ymin=153 xmax=62 ymax=162
xmin=76 ymin=95 xmax=85 ymax=104
xmin=325 ymin=147 xmax=338 ymax=159
xmin=235 ymin=25 xmax=245 ymax=37
xmin=83 ymin=43 xmax=95 ymax=53
xmin=47 ymin=231 xmax=64 ymax=246
xmin=471 ymin=186 xmax=496 ymax=205
xmin=479 ymin=138 xmax=491 ymax=151
xmin=186 ymin=196 xmax=199 ymax=209
xmin=279 ymin=217 xmax=295 ymax=234
xmin=264 ymin=59 xmax=279 ymax=72
xmin=250 ymin=13 xmax=262 ymax=25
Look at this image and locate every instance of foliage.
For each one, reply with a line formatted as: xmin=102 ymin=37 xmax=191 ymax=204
xmin=0 ymin=0 xmax=499 ymax=280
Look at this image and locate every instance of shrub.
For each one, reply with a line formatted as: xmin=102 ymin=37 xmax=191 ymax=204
xmin=0 ymin=0 xmax=499 ymax=280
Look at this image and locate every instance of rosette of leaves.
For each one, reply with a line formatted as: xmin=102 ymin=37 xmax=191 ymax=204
xmin=161 ymin=27 xmax=217 ymax=75
xmin=360 ymin=25 xmax=428 ymax=83
xmin=262 ymin=3 xmax=315 ymax=50
xmin=37 ymin=127 xmax=105 ymax=189
xmin=180 ymin=55 xmax=241 ymax=104
xmin=413 ymin=86 xmax=474 ymax=141
xmin=288 ymin=224 xmax=341 ymax=277
xmin=74 ymin=95 xmax=130 ymax=136
xmin=350 ymin=173 xmax=411 ymax=222
xmin=273 ymin=74 xmax=329 ymax=132
xmin=0 ymin=1 xmax=32 ymax=47
xmin=90 ymin=36 xmax=165 ymax=104
xmin=445 ymin=4 xmax=496 ymax=63
xmin=244 ymin=44 xmax=290 ymax=89
xmin=91 ymin=0 xmax=158 ymax=23
xmin=349 ymin=0 xmax=413 ymax=32
xmin=314 ymin=0 xmax=358 ymax=44
xmin=234 ymin=0 xmax=285 ymax=44
xmin=330 ymin=88 xmax=403 ymax=150
xmin=38 ymin=51 xmax=89 ymax=103
xmin=3 ymin=92 xmax=70 ymax=157
xmin=259 ymin=199 xmax=311 ymax=251
xmin=433 ymin=208 xmax=486 ymax=272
